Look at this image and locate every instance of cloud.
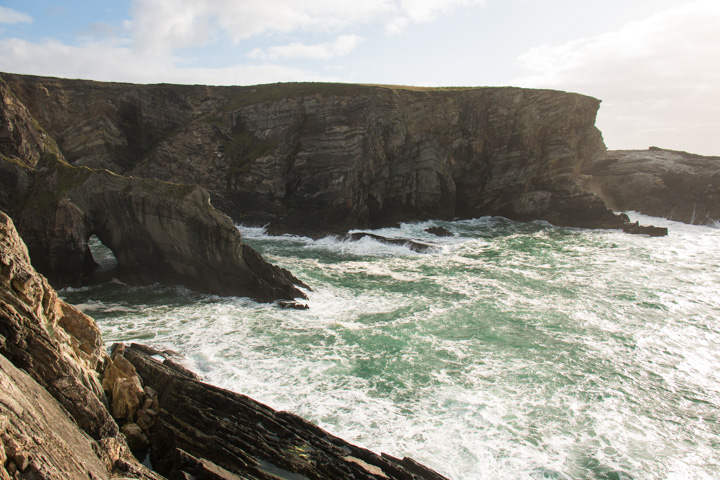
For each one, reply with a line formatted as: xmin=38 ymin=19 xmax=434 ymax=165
xmin=248 ymin=34 xmax=363 ymax=61
xmin=0 ymin=37 xmax=335 ymax=85
xmin=0 ymin=6 xmax=32 ymax=24
xmin=128 ymin=0 xmax=394 ymax=53
xmin=386 ymin=0 xmax=486 ymax=33
xmin=513 ymin=0 xmax=720 ymax=155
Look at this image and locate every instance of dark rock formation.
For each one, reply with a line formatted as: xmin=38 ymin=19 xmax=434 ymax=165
xmin=0 ymin=76 xmax=307 ymax=301
xmin=0 ymin=215 xmax=448 ymax=479
xmin=120 ymin=343 xmax=448 ymax=480
xmin=584 ymin=147 xmax=720 ymax=226
xmin=1 ymin=72 xmax=650 ymax=236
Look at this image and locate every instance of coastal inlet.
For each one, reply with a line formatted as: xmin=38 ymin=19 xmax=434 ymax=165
xmin=62 ymin=213 xmax=720 ymax=480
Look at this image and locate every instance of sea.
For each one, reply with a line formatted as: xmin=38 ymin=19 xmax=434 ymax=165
xmin=60 ymin=212 xmax=720 ymax=480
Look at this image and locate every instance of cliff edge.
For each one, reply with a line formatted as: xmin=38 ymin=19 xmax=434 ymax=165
xmin=1 ymin=72 xmax=650 ymax=237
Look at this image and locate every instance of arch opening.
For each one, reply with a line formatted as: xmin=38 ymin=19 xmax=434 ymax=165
xmin=88 ymin=234 xmax=118 ymax=274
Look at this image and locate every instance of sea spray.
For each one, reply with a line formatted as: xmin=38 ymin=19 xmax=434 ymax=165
xmin=63 ymin=213 xmax=720 ymax=480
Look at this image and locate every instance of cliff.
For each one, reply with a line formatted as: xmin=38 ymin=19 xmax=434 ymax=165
xmin=0 ymin=76 xmax=307 ymax=301
xmin=1 ymin=72 xmax=643 ymax=237
xmin=0 ymin=210 xmax=448 ymax=479
xmin=584 ymin=147 xmax=720 ymax=225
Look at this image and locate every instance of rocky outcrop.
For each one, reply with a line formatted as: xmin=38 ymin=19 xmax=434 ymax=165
xmin=1 ymin=72 xmax=650 ymax=236
xmin=0 ymin=210 xmax=160 ymax=479
xmin=119 ymin=343 xmax=448 ymax=480
xmin=584 ymin=147 xmax=720 ymax=225
xmin=1 ymin=76 xmax=307 ymax=301
xmin=1 ymin=212 xmax=447 ymax=479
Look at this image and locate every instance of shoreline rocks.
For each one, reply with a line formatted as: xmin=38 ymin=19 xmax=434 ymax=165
xmin=0 ymin=210 xmax=449 ymax=479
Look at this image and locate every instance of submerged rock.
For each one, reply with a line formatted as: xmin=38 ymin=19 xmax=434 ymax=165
xmin=425 ymin=226 xmax=454 ymax=237
xmin=341 ymin=231 xmax=441 ymax=253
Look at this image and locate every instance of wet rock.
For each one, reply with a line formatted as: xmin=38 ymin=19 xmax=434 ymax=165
xmin=121 ymin=344 xmax=449 ymax=480
xmin=425 ymin=226 xmax=454 ymax=237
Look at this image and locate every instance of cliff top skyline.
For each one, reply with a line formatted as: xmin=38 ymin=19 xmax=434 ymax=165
xmin=1 ymin=0 xmax=718 ymax=156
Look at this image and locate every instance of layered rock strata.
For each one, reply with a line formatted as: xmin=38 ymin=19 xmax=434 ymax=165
xmin=0 ymin=210 xmax=160 ymax=479
xmin=119 ymin=343 xmax=448 ymax=480
xmin=584 ymin=147 xmax=720 ymax=225
xmin=1 ymin=76 xmax=307 ymax=301
xmin=1 ymin=212 xmax=447 ymax=479
xmin=1 ymin=72 xmax=648 ymax=237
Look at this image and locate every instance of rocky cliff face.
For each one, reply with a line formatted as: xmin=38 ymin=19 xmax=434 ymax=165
xmin=1 ymin=212 xmax=447 ymax=479
xmin=0 ymin=210 xmax=161 ymax=479
xmin=584 ymin=147 xmax=720 ymax=225
xmin=1 ymin=75 xmax=307 ymax=301
xmin=1 ymin=73 xmax=638 ymax=236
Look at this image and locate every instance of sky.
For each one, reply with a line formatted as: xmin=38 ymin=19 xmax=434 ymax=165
xmin=1 ymin=0 xmax=718 ymax=155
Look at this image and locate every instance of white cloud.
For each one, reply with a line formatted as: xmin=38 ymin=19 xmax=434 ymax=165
xmin=0 ymin=37 xmax=334 ymax=85
xmin=248 ymin=34 xmax=363 ymax=61
xmin=386 ymin=0 xmax=486 ymax=33
xmin=0 ymin=6 xmax=32 ymax=24
xmin=513 ymin=0 xmax=720 ymax=155
xmin=128 ymin=0 xmax=394 ymax=53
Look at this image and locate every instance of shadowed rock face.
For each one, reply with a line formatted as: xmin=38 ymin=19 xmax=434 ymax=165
xmin=0 ymin=76 xmax=307 ymax=301
xmin=584 ymin=147 xmax=720 ymax=225
xmin=1 ymin=72 xmax=636 ymax=236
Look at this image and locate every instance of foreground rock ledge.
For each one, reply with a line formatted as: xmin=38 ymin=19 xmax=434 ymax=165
xmin=0 ymin=210 xmax=447 ymax=479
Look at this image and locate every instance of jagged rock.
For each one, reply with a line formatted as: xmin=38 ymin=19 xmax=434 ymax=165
xmin=119 ymin=344 xmax=449 ymax=480
xmin=2 ymin=72 xmax=641 ymax=236
xmin=584 ymin=147 xmax=720 ymax=225
xmin=121 ymin=423 xmax=149 ymax=453
xmin=0 ymin=210 xmax=159 ymax=479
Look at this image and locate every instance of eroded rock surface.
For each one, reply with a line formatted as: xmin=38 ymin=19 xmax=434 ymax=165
xmin=0 ymin=210 xmax=160 ymax=479
xmin=1 ymin=73 xmax=643 ymax=236
xmin=584 ymin=147 xmax=720 ymax=225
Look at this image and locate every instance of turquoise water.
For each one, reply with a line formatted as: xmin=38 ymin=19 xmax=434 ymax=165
xmin=61 ymin=213 xmax=720 ymax=480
